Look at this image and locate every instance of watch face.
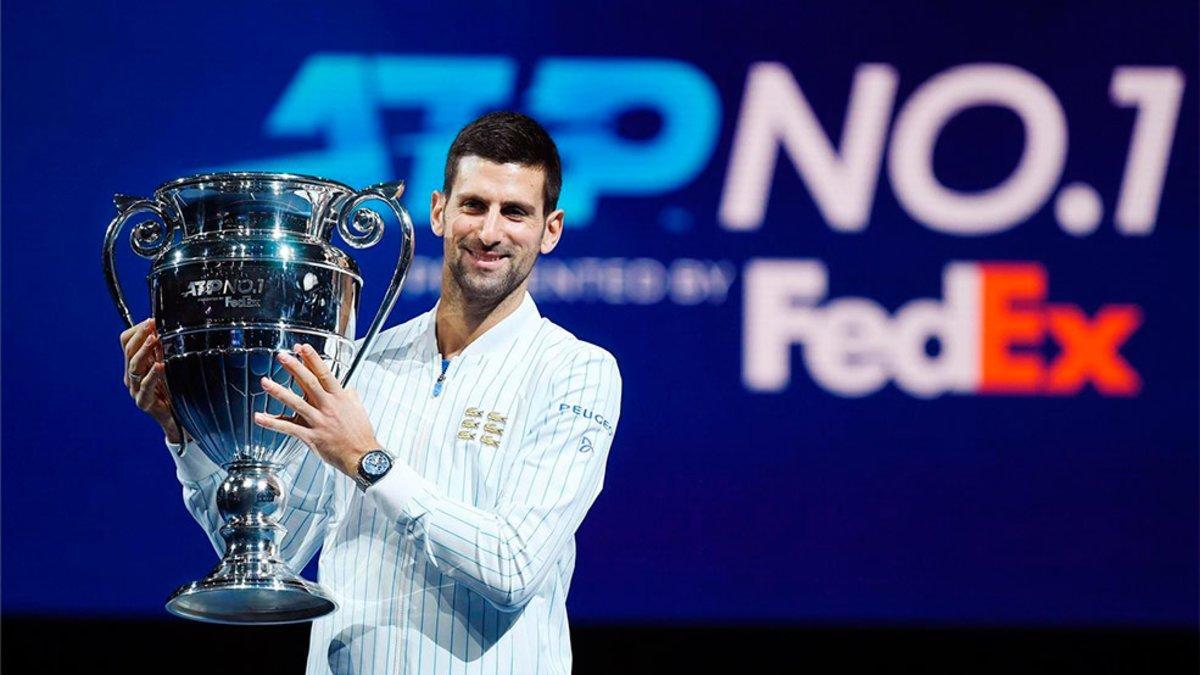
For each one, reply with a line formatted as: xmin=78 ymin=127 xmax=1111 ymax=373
xmin=362 ymin=450 xmax=391 ymax=477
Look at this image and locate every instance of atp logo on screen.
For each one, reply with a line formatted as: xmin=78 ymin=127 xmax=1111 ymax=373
xmin=215 ymin=54 xmax=721 ymax=226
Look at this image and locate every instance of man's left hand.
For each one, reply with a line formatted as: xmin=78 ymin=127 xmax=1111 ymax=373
xmin=254 ymin=343 xmax=381 ymax=478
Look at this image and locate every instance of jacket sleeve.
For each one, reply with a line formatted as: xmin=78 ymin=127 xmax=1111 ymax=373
xmin=365 ymin=346 xmax=622 ymax=611
xmin=166 ymin=434 xmax=336 ymax=572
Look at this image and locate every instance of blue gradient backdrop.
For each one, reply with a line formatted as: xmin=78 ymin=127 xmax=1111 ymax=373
xmin=2 ymin=0 xmax=1196 ymax=625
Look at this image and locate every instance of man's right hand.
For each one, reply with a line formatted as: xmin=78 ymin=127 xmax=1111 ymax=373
xmin=120 ymin=317 xmax=182 ymax=444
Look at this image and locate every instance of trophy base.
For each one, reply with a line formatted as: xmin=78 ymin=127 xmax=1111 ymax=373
xmin=166 ymin=561 xmax=337 ymax=625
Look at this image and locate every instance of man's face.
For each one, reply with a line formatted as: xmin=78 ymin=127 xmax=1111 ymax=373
xmin=431 ymin=156 xmax=564 ymax=304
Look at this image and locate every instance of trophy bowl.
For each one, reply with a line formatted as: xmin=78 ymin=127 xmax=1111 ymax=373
xmin=102 ymin=172 xmax=414 ymax=624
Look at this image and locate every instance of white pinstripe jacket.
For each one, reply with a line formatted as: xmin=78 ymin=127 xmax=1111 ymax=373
xmin=167 ymin=292 xmax=622 ymax=674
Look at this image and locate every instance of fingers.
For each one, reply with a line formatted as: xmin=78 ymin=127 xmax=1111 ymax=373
xmin=153 ymin=364 xmax=172 ymax=405
xmin=120 ymin=317 xmax=152 ymax=351
xmin=134 ymin=362 xmax=167 ymax=411
xmin=127 ymin=332 xmax=160 ymax=386
xmin=276 ymin=349 xmax=325 ymax=404
xmin=254 ymin=410 xmax=311 ymax=442
xmin=295 ymin=343 xmax=343 ymax=394
xmin=260 ymin=376 xmax=320 ymax=422
xmin=123 ymin=318 xmax=155 ymax=367
xmin=276 ymin=344 xmax=342 ymax=400
xmin=121 ymin=317 xmax=153 ymax=353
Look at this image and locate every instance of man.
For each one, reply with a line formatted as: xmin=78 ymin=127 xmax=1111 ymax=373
xmin=119 ymin=111 xmax=622 ymax=674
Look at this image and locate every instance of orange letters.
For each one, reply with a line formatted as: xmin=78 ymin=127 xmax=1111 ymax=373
xmin=979 ymin=263 xmax=1141 ymax=396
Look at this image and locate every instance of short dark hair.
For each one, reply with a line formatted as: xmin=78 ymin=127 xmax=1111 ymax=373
xmin=442 ymin=111 xmax=562 ymax=214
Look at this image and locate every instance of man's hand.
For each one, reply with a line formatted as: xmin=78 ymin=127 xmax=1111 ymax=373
xmin=119 ymin=317 xmax=181 ymax=443
xmin=253 ymin=343 xmax=382 ymax=478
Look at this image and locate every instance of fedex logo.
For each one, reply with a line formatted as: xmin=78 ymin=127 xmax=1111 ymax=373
xmin=744 ymin=260 xmax=1142 ymax=398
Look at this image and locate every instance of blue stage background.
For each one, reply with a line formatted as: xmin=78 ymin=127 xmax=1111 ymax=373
xmin=3 ymin=1 xmax=1196 ymax=626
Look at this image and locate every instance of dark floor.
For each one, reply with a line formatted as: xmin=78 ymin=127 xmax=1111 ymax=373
xmin=2 ymin=618 xmax=1195 ymax=674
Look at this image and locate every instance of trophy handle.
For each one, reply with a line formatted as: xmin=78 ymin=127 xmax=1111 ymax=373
xmin=335 ymin=180 xmax=416 ymax=386
xmin=102 ymin=194 xmax=178 ymax=328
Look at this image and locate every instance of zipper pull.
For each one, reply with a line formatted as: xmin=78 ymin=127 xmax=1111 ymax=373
xmin=432 ymin=358 xmax=450 ymax=397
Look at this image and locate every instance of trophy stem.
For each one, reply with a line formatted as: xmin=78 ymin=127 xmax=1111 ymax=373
xmin=165 ymin=463 xmax=337 ymax=624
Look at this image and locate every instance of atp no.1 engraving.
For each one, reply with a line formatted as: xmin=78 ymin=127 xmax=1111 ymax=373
xmin=181 ymin=277 xmax=267 ymax=308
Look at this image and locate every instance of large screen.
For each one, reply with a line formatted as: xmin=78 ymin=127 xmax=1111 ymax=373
xmin=3 ymin=0 xmax=1196 ymax=624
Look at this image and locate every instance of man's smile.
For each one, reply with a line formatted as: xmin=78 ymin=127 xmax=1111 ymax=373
xmin=463 ymin=246 xmax=509 ymax=271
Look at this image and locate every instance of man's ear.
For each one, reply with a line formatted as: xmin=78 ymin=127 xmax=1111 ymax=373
xmin=540 ymin=209 xmax=565 ymax=254
xmin=430 ymin=191 xmax=446 ymax=237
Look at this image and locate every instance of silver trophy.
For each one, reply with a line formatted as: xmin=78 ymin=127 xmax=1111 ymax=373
xmin=102 ymin=172 xmax=414 ymax=624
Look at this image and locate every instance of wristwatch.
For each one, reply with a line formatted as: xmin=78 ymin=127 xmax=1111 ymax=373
xmin=355 ymin=448 xmax=393 ymax=491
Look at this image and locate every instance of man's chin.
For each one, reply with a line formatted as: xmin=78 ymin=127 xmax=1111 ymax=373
xmin=455 ymin=268 xmax=517 ymax=302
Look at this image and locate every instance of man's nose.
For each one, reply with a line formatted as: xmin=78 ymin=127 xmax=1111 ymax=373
xmin=479 ymin=207 xmax=503 ymax=245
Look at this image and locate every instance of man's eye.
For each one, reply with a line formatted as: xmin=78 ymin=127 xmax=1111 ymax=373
xmin=504 ymin=208 xmax=527 ymax=217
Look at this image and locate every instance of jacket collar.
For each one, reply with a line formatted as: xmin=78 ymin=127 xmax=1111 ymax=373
xmin=421 ymin=291 xmax=541 ymax=359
